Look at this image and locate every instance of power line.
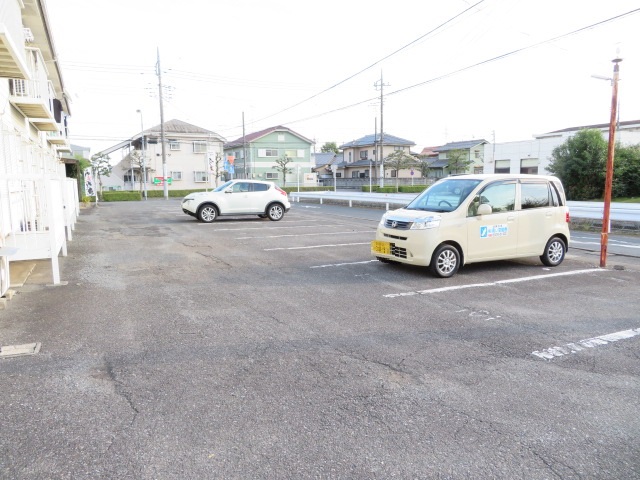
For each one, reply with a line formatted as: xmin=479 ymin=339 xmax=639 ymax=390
xmin=242 ymin=0 xmax=487 ymax=127
xmin=271 ymin=7 xmax=640 ymax=130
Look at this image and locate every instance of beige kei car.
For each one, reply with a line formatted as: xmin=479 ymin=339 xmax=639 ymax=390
xmin=371 ymin=174 xmax=571 ymax=277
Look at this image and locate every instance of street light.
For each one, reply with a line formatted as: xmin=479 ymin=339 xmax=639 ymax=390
xmin=136 ymin=109 xmax=148 ymax=200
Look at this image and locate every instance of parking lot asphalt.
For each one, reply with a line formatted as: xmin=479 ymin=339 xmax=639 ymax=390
xmin=1 ymin=199 xmax=639 ymax=479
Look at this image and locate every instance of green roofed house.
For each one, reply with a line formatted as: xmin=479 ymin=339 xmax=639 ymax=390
xmin=224 ymin=126 xmax=315 ymax=187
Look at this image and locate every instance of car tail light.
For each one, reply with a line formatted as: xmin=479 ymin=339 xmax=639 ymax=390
xmin=276 ymin=187 xmax=287 ymax=197
xmin=566 ymin=211 xmax=570 ymax=223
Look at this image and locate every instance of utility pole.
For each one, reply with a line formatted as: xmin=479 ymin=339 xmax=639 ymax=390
xmin=374 ymin=72 xmax=389 ymax=188
xmin=157 ymin=48 xmax=168 ymax=199
xmin=600 ymin=55 xmax=622 ymax=268
xmin=242 ymin=112 xmax=248 ymax=179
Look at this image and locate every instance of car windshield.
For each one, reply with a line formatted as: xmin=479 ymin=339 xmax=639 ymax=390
xmin=212 ymin=180 xmax=233 ymax=192
xmin=405 ymin=178 xmax=482 ymax=212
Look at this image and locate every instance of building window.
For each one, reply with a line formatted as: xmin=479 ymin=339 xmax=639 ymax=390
xmin=278 ymin=134 xmax=285 ymax=142
xmin=336 ymin=173 xmax=342 ymax=178
xmin=394 ymin=146 xmax=404 ymax=151
xmin=258 ymin=149 xmax=278 ymax=157
xmin=390 ymin=170 xmax=397 ymax=178
xmin=194 ymin=171 xmax=208 ymax=182
xmin=494 ymin=160 xmax=510 ymax=174
xmin=193 ymin=141 xmax=207 ymax=153
xmin=352 ymin=171 xmax=359 ymax=178
xmin=169 ymin=171 xmax=182 ymax=181
xmin=169 ymin=139 xmax=180 ymax=151
xmin=474 ymin=166 xmax=484 ymax=174
xmin=360 ymin=151 xmax=368 ymax=159
xmin=474 ymin=150 xmax=480 ymax=158
xmin=283 ymin=149 xmax=305 ymax=158
xmin=520 ymin=158 xmax=539 ymax=174
xmin=266 ymin=172 xmax=279 ymax=179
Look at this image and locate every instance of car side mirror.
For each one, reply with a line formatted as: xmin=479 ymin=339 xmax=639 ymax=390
xmin=477 ymin=203 xmax=492 ymax=215
xmin=225 ymin=187 xmax=233 ymax=194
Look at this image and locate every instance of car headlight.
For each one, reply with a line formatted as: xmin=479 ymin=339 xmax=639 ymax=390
xmin=379 ymin=212 xmax=390 ymax=226
xmin=410 ymin=215 xmax=441 ymax=230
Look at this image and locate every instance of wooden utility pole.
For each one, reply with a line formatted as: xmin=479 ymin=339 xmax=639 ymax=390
xmin=600 ymin=56 xmax=622 ymax=268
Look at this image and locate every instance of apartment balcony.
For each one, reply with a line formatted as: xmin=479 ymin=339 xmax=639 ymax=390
xmin=9 ymin=77 xmax=58 ymax=131
xmin=0 ymin=1 xmax=30 ymax=79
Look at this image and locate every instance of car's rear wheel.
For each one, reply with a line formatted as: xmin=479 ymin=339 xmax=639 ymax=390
xmin=540 ymin=236 xmax=566 ymax=266
xmin=267 ymin=203 xmax=285 ymax=221
xmin=430 ymin=244 xmax=460 ymax=278
xmin=198 ymin=205 xmax=218 ymax=223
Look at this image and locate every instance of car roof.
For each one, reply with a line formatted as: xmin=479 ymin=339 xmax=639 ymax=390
xmin=443 ymin=174 xmax=561 ymax=182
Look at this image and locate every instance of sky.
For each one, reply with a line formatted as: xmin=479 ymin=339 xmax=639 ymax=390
xmin=44 ymin=0 xmax=640 ymax=159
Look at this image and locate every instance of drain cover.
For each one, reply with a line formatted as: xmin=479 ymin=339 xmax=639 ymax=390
xmin=0 ymin=342 xmax=41 ymax=358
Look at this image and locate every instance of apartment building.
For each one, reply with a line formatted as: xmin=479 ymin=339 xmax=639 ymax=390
xmin=0 ymin=0 xmax=76 ymax=297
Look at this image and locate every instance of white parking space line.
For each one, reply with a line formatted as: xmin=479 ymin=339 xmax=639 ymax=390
xmin=237 ymin=231 xmax=372 ymax=240
xmin=383 ymin=268 xmax=603 ymax=298
xmin=532 ymin=328 xmax=640 ymax=360
xmin=264 ymin=242 xmax=370 ymax=251
xmin=311 ymin=260 xmax=378 ymax=268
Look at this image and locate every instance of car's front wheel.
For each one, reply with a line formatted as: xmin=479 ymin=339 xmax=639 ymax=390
xmin=430 ymin=244 xmax=460 ymax=278
xmin=540 ymin=236 xmax=566 ymax=266
xmin=267 ymin=203 xmax=285 ymax=221
xmin=198 ymin=204 xmax=218 ymax=223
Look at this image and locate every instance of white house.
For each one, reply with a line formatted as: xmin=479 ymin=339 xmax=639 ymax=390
xmin=97 ymin=119 xmax=226 ymax=193
xmin=484 ymin=120 xmax=640 ymax=174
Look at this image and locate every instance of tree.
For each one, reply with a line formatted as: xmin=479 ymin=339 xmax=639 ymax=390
xmin=274 ymin=154 xmax=293 ymax=186
xmin=446 ymin=149 xmax=472 ymax=174
xmin=612 ymin=144 xmax=640 ymax=198
xmin=385 ymin=150 xmax=417 ymax=192
xmin=547 ymin=129 xmax=607 ymax=200
xmin=126 ymin=150 xmax=147 ymax=192
xmin=89 ymin=153 xmax=112 ymax=193
xmin=416 ymin=156 xmax=437 ymax=178
xmin=321 ymin=142 xmax=339 ymax=154
xmin=209 ymin=152 xmax=224 ymax=188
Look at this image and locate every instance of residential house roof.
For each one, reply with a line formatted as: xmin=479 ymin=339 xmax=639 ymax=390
xmin=432 ymin=139 xmax=488 ymax=152
xmin=340 ymin=133 xmax=415 ymax=149
xmin=96 ymin=119 xmax=224 ymax=157
xmin=224 ymin=125 xmax=314 ymax=149
xmin=539 ymin=119 xmax=640 ymax=136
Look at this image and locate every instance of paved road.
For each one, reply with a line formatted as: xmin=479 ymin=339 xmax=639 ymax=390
xmin=1 ymin=200 xmax=639 ymax=479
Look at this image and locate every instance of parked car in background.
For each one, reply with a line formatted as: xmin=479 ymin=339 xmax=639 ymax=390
xmin=371 ymin=174 xmax=570 ymax=277
xmin=181 ymin=180 xmax=291 ymax=223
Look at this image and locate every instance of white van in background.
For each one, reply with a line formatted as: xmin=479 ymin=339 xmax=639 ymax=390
xmin=371 ymin=174 xmax=571 ymax=277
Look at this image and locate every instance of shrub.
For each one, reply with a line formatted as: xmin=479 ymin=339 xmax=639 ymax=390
xmin=101 ymin=191 xmax=142 ymax=202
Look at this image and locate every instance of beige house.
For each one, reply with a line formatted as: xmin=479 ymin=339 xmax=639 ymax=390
xmin=97 ymin=119 xmax=226 ymax=193
xmin=336 ymin=133 xmax=418 ymax=187
xmin=0 ymin=0 xmax=76 ymax=296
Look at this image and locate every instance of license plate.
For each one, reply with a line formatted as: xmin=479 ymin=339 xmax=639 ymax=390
xmin=371 ymin=240 xmax=391 ymax=255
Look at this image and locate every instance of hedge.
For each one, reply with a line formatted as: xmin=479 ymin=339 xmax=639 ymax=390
xmin=101 ymin=191 xmax=142 ymax=202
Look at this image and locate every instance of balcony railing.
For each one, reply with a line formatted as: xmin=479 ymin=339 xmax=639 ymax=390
xmin=9 ymin=78 xmax=57 ymax=130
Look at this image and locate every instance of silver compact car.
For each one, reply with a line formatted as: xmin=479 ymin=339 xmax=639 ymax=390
xmin=182 ymin=180 xmax=291 ymax=223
